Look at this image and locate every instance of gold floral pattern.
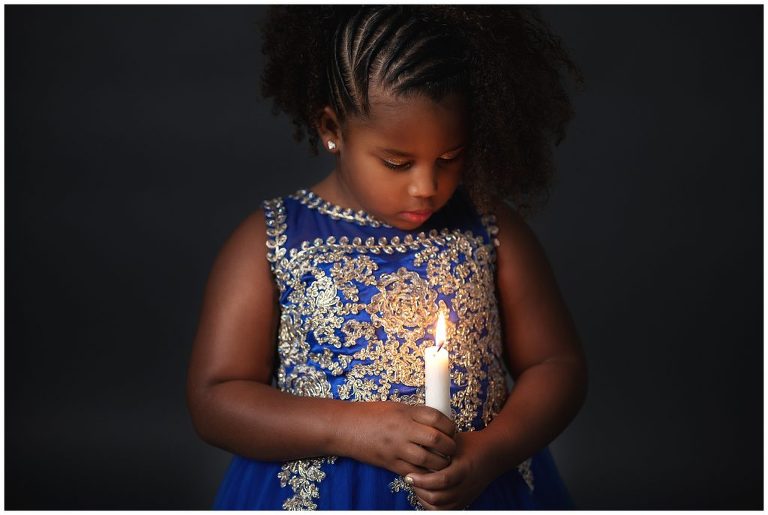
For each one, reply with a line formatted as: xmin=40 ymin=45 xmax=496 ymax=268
xmin=368 ymin=268 xmax=437 ymax=338
xmin=389 ymin=476 xmax=424 ymax=510
xmin=262 ymin=191 xmax=525 ymax=510
xmin=517 ymin=458 xmax=535 ymax=492
xmin=278 ymin=456 xmax=338 ymax=510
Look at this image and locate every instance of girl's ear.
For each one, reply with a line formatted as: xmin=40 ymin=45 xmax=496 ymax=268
xmin=315 ymin=106 xmax=343 ymax=152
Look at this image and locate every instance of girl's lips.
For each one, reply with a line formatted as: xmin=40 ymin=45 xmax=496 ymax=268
xmin=399 ymin=210 xmax=433 ymax=224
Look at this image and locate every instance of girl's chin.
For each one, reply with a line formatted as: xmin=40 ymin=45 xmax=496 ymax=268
xmin=398 ymin=211 xmax=433 ymax=226
xmin=389 ymin=218 xmax=431 ymax=232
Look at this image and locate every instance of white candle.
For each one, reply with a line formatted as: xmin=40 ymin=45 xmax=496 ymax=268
xmin=425 ymin=312 xmax=451 ymax=419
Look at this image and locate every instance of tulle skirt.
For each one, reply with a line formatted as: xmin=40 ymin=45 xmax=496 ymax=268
xmin=213 ymin=446 xmax=572 ymax=510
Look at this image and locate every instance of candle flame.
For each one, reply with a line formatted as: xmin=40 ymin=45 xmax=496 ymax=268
xmin=435 ymin=312 xmax=447 ymax=351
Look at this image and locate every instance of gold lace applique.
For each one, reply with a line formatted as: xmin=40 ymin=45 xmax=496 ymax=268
xmin=481 ymin=213 xmax=500 ymax=248
xmin=369 ymin=268 xmax=437 ymax=339
xmin=389 ymin=476 xmax=424 ymax=510
xmin=517 ymin=457 xmax=535 ymax=492
xmin=264 ymin=197 xmax=287 ymax=266
xmin=278 ymin=456 xmax=338 ymax=510
xmin=309 ymin=348 xmax=345 ymax=376
xmin=291 ymin=189 xmax=391 ymax=228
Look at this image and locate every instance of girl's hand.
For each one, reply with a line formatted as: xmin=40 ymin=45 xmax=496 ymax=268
xmin=406 ymin=431 xmax=497 ymax=510
xmin=339 ymin=401 xmax=457 ymax=479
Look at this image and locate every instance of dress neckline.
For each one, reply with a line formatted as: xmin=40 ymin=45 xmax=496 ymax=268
xmin=290 ymin=189 xmax=392 ymax=228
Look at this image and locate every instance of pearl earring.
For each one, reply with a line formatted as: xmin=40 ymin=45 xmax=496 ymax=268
xmin=327 ymin=140 xmax=336 ymax=150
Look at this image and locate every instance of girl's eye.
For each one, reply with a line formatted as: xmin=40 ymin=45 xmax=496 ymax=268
xmin=382 ymin=152 xmax=463 ymax=170
xmin=438 ymin=152 xmax=463 ymax=164
xmin=382 ymin=160 xmax=411 ymax=170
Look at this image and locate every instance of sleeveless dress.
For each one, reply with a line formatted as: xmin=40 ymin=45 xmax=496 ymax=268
xmin=213 ymin=188 xmax=573 ymax=510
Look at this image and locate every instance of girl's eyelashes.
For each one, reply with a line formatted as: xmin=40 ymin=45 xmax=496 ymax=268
xmin=382 ymin=160 xmax=411 ymax=170
xmin=437 ymin=149 xmax=465 ymax=165
xmin=438 ymin=154 xmax=462 ymax=164
xmin=381 ymin=153 xmax=464 ymax=171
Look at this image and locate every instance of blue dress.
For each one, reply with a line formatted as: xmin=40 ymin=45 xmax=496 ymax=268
xmin=213 ymin=188 xmax=573 ymax=510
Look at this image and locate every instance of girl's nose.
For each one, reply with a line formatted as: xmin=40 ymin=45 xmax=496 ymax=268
xmin=407 ymin=166 xmax=438 ymax=198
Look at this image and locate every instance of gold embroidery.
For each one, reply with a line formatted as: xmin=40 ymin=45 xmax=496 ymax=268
xmin=282 ymin=364 xmax=333 ymax=399
xmin=517 ymin=457 xmax=535 ymax=492
xmin=278 ymin=456 xmax=338 ymax=510
xmin=368 ymin=268 xmax=437 ymax=339
xmin=291 ymin=189 xmax=391 ymax=228
xmin=389 ymin=476 xmax=424 ymax=510
xmin=262 ymin=192 xmax=509 ymax=509
xmin=309 ymin=348 xmax=345 ymax=376
xmin=264 ymin=199 xmax=287 ymax=263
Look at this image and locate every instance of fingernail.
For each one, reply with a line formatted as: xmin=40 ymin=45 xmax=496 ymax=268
xmin=404 ymin=475 xmax=415 ymax=485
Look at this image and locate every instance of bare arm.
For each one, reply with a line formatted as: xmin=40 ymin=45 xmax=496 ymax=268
xmin=476 ymin=201 xmax=588 ymax=474
xmin=409 ymin=202 xmax=588 ymax=509
xmin=186 ymin=209 xmax=456 ymax=472
xmin=186 ymin=209 xmax=340 ymax=461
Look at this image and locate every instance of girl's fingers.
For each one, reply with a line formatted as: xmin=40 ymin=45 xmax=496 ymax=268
xmin=413 ymin=487 xmax=466 ymax=511
xmin=411 ymin=406 xmax=456 ymax=437
xmin=403 ymin=443 xmax=451 ymax=471
xmin=412 ymin=486 xmax=449 ymax=510
xmin=393 ymin=459 xmax=429 ymax=479
xmin=412 ymin=488 xmax=438 ymax=510
xmin=411 ymin=427 xmax=457 ymax=457
xmin=416 ymin=498 xmax=438 ymax=511
xmin=407 ymin=467 xmax=461 ymax=490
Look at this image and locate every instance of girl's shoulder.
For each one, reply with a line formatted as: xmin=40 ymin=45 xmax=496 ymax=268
xmin=491 ymin=197 xmax=561 ymax=305
xmin=201 ymin=205 xmax=276 ymax=316
xmin=429 ymin=188 xmax=500 ymax=247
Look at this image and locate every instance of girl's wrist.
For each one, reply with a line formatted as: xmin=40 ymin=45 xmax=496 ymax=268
xmin=474 ymin=425 xmax=523 ymax=479
xmin=324 ymin=400 xmax=357 ymax=458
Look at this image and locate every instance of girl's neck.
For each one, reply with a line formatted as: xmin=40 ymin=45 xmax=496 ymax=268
xmin=311 ymin=169 xmax=363 ymax=213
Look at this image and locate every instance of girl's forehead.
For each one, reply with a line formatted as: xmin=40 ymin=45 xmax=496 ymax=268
xmin=348 ymin=89 xmax=468 ymax=144
xmin=367 ymin=86 xmax=464 ymax=116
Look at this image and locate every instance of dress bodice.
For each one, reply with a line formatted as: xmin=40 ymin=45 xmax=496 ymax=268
xmin=264 ymin=188 xmax=507 ymax=430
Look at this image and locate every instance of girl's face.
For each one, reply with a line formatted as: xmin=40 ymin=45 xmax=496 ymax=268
xmin=318 ymin=86 xmax=469 ymax=231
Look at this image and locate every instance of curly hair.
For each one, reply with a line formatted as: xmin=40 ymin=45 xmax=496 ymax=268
xmin=259 ymin=5 xmax=583 ymax=218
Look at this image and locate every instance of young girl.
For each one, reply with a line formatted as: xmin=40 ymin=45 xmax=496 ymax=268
xmin=187 ymin=5 xmax=587 ymax=510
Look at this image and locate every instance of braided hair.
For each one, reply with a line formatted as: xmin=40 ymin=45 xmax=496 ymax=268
xmin=260 ymin=5 xmax=583 ymax=217
xmin=325 ymin=6 xmax=469 ymax=118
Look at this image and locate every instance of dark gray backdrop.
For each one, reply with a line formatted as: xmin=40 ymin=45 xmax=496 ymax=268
xmin=6 ymin=5 xmax=762 ymax=510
